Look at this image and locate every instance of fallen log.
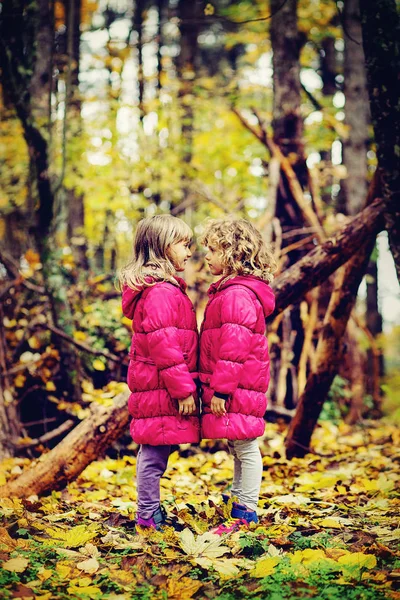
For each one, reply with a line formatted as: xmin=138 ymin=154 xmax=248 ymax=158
xmin=284 ymin=233 xmax=376 ymax=459
xmin=0 ymin=198 xmax=385 ymax=497
xmin=0 ymin=390 xmax=130 ymax=498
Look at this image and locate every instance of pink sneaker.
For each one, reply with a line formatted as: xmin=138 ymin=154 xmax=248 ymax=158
xmin=212 ymin=516 xmax=249 ymax=535
xmin=212 ymin=502 xmax=258 ymax=535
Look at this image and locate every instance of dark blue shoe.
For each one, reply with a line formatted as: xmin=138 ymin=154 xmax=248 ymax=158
xmin=231 ymin=502 xmax=258 ymax=524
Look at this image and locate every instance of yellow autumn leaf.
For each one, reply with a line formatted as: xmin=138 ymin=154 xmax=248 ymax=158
xmin=2 ymin=556 xmax=29 ymax=572
xmin=67 ymin=585 xmax=102 ymax=599
xmin=92 ymin=359 xmax=106 ymax=371
xmin=121 ymin=316 xmax=132 ymax=328
xmin=295 ymin=472 xmax=341 ymax=491
xmin=165 ymin=575 xmax=203 ymax=598
xmin=178 ymin=528 xmax=229 ymax=559
xmin=45 ymin=524 xmax=99 ymax=547
xmin=196 ymin=556 xmax=240 ymax=578
xmin=108 ymin=569 xmax=135 ymax=585
xmin=14 ymin=373 xmax=26 ymax=388
xmin=37 ymin=566 xmax=53 ymax=581
xmin=76 ymin=557 xmax=100 ymax=574
xmin=28 ymin=335 xmax=41 ymax=349
xmin=56 ymin=564 xmax=72 ymax=578
xmin=252 ymin=556 xmax=280 ymax=578
xmin=319 ymin=518 xmax=343 ymax=528
xmin=45 ymin=381 xmax=56 ymax=391
xmin=290 ymin=549 xmax=328 ymax=565
xmin=73 ymin=330 xmax=87 ymax=341
xmin=338 ymin=552 xmax=377 ymax=573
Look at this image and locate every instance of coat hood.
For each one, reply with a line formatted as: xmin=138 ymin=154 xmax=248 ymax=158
xmin=209 ymin=275 xmax=275 ymax=319
xmin=122 ymin=275 xmax=187 ymax=320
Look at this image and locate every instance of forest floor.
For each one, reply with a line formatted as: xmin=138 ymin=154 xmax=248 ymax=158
xmin=0 ymin=419 xmax=399 ymax=600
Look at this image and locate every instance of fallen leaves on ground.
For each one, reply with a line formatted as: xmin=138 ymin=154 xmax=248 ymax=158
xmin=0 ymin=419 xmax=399 ymax=599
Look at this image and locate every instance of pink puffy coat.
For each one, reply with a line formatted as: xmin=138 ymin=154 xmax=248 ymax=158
xmin=122 ymin=277 xmax=200 ymax=445
xmin=199 ymin=275 xmax=275 ymax=440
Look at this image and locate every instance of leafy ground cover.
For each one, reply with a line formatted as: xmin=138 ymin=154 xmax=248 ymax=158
xmin=0 ymin=420 xmax=399 ymax=600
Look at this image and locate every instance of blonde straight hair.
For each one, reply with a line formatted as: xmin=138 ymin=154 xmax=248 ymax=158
xmin=118 ymin=214 xmax=192 ymax=290
xmin=200 ymin=218 xmax=277 ymax=284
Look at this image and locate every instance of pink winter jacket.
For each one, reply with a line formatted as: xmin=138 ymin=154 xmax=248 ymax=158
xmin=199 ymin=275 xmax=275 ymax=440
xmin=122 ymin=277 xmax=200 ymax=445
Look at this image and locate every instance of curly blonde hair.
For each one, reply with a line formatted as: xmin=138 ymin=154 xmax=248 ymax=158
xmin=200 ymin=218 xmax=277 ymax=283
xmin=118 ymin=214 xmax=192 ymax=290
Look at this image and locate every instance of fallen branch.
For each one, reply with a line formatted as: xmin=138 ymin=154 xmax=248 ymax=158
xmin=270 ymin=197 xmax=385 ymax=317
xmin=43 ymin=323 xmax=124 ymax=363
xmin=232 ymin=107 xmax=326 ymax=242
xmin=12 ymin=419 xmax=75 ymax=448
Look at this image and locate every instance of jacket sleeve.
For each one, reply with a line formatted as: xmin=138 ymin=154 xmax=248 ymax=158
xmin=142 ymin=285 xmax=196 ymax=400
xmin=209 ymin=288 xmax=257 ymax=396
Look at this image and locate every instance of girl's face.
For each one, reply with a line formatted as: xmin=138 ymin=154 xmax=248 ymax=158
xmin=205 ymin=245 xmax=224 ymax=276
xmin=167 ymin=239 xmax=192 ymax=272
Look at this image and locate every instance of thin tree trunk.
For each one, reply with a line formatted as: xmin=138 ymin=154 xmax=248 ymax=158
xmin=360 ymin=0 xmax=400 ymax=280
xmin=175 ymin=0 xmax=200 ymax=214
xmin=343 ymin=0 xmax=370 ymax=216
xmin=270 ymin=0 xmax=307 ymax=408
xmin=65 ymin=0 xmax=89 ymax=273
xmin=134 ymin=0 xmax=145 ymax=122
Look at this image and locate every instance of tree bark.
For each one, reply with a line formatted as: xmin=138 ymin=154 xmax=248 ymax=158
xmin=65 ymin=0 xmax=89 ymax=273
xmin=343 ymin=0 xmax=370 ymax=216
xmin=360 ymin=0 xmax=400 ymax=280
xmin=285 ymin=233 xmax=377 ymax=459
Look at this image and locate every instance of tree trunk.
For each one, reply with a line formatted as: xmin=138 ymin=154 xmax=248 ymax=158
xmin=365 ymin=253 xmax=384 ymax=402
xmin=65 ymin=0 xmax=89 ymax=273
xmin=343 ymin=0 xmax=370 ymax=216
xmin=1 ymin=198 xmax=385 ymax=496
xmin=270 ymin=0 xmax=307 ymax=409
xmin=340 ymin=0 xmax=374 ymax=418
xmin=285 ymin=233 xmax=376 ymax=459
xmin=133 ymin=0 xmax=145 ymax=121
xmin=174 ymin=0 xmax=200 ymax=214
xmin=360 ymin=0 xmax=400 ymax=281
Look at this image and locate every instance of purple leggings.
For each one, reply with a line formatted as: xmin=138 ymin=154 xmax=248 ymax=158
xmin=136 ymin=444 xmax=171 ymax=519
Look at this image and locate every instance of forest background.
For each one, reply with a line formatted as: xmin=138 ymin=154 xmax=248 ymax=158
xmin=0 ymin=0 xmax=400 ymax=599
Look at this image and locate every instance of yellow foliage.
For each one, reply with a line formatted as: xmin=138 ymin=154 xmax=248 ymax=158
xmin=92 ymin=359 xmax=106 ymax=371
xmin=43 ymin=524 xmax=99 ymax=548
xmin=252 ymin=556 xmax=280 ymax=578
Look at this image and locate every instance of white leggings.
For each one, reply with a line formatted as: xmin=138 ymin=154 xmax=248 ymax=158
xmin=228 ymin=438 xmax=263 ymax=512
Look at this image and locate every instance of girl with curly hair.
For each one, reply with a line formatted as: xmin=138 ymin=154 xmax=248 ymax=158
xmin=199 ymin=218 xmax=276 ymax=534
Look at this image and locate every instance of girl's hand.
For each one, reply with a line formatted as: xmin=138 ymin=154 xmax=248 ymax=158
xmin=211 ymin=395 xmax=226 ymax=417
xmin=178 ymin=395 xmax=196 ymax=416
